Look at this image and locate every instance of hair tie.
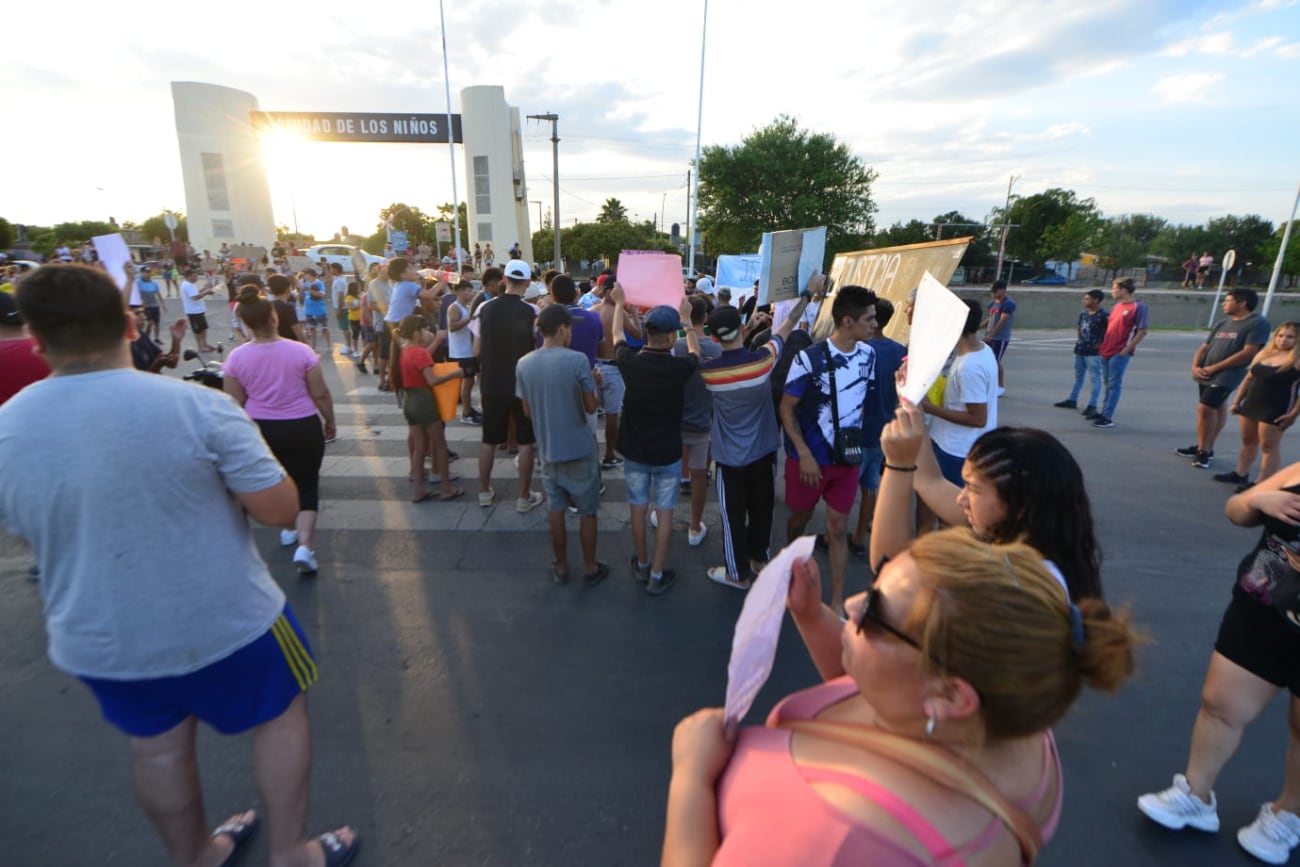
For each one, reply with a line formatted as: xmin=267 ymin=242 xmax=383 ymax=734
xmin=1068 ymin=603 xmax=1086 ymax=652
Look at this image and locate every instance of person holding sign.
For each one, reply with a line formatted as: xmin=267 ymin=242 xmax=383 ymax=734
xmin=662 ymin=530 xmax=1138 ymax=866
xmin=923 ymin=300 xmax=998 ymax=486
xmin=779 ymin=284 xmax=878 ymax=613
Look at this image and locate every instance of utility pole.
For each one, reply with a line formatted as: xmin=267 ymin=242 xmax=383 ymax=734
xmin=527 ymin=113 xmax=561 ymax=268
xmin=994 ymin=174 xmax=1019 ymax=284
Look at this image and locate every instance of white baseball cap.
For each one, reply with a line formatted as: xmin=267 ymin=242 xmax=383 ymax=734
xmin=503 ymin=260 xmax=531 ymax=281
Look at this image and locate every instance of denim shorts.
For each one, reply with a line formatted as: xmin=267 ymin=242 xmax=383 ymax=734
xmin=625 ymin=458 xmax=681 ymax=510
xmin=858 ymin=445 xmax=885 ymax=492
xmin=597 ymin=362 xmax=625 ymax=414
xmin=542 ymin=452 xmax=601 ymax=515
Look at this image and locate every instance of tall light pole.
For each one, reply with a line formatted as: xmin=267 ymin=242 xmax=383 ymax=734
xmin=438 ymin=0 xmax=464 ymax=268
xmin=687 ymin=0 xmax=709 ymax=273
xmin=1263 ymin=182 xmax=1300 ymax=318
xmin=527 ymin=113 xmax=560 ymax=268
xmin=993 ymin=174 xmax=1019 ymax=284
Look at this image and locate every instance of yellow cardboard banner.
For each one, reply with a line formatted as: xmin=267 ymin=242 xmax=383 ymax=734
xmin=814 ymin=237 xmax=971 ymax=344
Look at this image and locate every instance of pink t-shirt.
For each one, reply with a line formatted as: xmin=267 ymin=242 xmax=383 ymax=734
xmin=714 ymin=677 xmax=1062 ymax=866
xmin=223 ymin=339 xmax=320 ymax=420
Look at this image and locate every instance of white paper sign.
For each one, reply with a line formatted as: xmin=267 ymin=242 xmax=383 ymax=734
xmin=757 ymin=226 xmax=826 ymax=305
xmin=92 ymin=233 xmax=140 ymax=306
xmin=723 ymin=535 xmax=817 ymax=731
xmin=899 ymin=272 xmax=969 ymax=404
xmin=770 ymin=298 xmax=799 ymax=333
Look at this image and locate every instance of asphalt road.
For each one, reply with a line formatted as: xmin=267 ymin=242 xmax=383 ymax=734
xmin=2 ymin=319 xmax=1296 ymax=866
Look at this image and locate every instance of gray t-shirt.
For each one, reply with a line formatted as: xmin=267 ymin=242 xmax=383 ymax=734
xmin=1204 ymin=313 xmax=1271 ymax=388
xmin=515 ymin=347 xmax=597 ymax=464
xmin=0 ymin=369 xmax=288 ymax=679
xmin=673 ymin=334 xmax=723 ymax=432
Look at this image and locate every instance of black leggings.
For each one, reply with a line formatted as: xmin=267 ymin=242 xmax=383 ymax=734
xmin=256 ymin=415 xmax=324 ymax=511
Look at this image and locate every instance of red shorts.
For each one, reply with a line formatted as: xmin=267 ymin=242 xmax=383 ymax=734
xmin=784 ymin=457 xmax=859 ymax=514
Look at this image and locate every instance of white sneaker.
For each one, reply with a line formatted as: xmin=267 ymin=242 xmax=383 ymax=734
xmin=1238 ymin=803 xmax=1300 ymax=864
xmin=292 ymin=545 xmax=318 ymax=575
xmin=280 ymin=529 xmax=298 ymax=547
xmin=707 ymin=566 xmax=752 ymax=590
xmin=1137 ymin=774 xmax=1219 ymax=832
xmin=689 ymin=523 xmax=708 ymax=546
xmin=339 ymin=346 xmax=353 ymax=356
xmin=649 ymin=510 xmax=659 ymax=528
xmin=516 ymin=491 xmax=544 ymax=513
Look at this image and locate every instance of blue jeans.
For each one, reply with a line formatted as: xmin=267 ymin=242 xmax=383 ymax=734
xmin=1069 ymin=354 xmax=1103 ymax=408
xmin=624 ymin=459 xmax=681 ymax=510
xmin=1101 ymin=354 xmax=1132 ymax=419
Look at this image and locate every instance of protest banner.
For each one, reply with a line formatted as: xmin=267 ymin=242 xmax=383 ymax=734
xmin=616 ymin=251 xmax=683 ymax=309
xmin=758 ymin=226 xmax=826 ymax=305
xmin=286 ymin=255 xmax=316 ymax=274
xmin=812 ymin=236 xmax=972 ymax=342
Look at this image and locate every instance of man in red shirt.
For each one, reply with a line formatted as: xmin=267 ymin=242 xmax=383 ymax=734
xmin=0 ymin=292 xmax=50 ymax=405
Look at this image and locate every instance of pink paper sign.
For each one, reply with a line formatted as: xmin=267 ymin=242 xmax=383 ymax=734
xmin=616 ymin=251 xmax=683 ymax=309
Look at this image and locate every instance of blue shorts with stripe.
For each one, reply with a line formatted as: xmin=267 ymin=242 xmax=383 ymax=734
xmin=80 ymin=605 xmax=318 ymax=738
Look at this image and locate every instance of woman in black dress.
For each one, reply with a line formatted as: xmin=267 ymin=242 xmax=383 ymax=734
xmin=1217 ymin=322 xmax=1300 ymax=491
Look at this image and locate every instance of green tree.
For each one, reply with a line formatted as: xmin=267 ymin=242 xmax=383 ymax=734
xmin=697 ymin=114 xmax=877 ymax=263
xmin=1151 ymin=223 xmax=1211 ymax=263
xmin=1258 ymin=224 xmax=1300 ymax=288
xmin=998 ymin=188 xmax=1101 ymax=269
xmin=933 ymin=210 xmax=994 ymax=269
xmin=873 ymin=220 xmax=932 ymax=248
xmin=539 ymin=220 xmax=675 ymax=268
xmin=379 ymin=203 xmax=433 ymax=243
xmin=0 ymin=217 xmax=14 ymax=251
xmin=1095 ymin=213 xmax=1168 ymax=277
xmin=1204 ymin=214 xmax=1274 ymax=269
xmin=1038 ymin=211 xmax=1103 ymax=271
xmin=435 ymin=202 xmax=469 ymax=250
xmin=139 ymin=210 xmax=188 ymax=246
xmin=597 ymin=198 xmax=629 ymax=224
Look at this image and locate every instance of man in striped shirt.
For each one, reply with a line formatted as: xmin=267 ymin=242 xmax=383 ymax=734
xmin=699 ymin=295 xmax=810 ymax=589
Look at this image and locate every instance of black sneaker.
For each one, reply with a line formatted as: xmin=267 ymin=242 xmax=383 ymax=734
xmin=1175 ymin=444 xmax=1199 ymax=458
xmin=1053 ymin=399 xmax=1077 ymax=409
xmin=1192 ymin=451 xmax=1211 ymax=469
xmin=1092 ymin=416 xmax=1115 ymax=429
xmin=1213 ymin=470 xmax=1249 ymax=485
xmin=646 ymin=569 xmax=679 ymax=595
xmin=1081 ymin=406 xmax=1099 ymax=419
xmin=1235 ymin=481 xmax=1255 ymax=493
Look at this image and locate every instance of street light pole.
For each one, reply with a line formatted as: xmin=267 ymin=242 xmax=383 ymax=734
xmin=687 ymin=0 xmax=709 ymax=273
xmin=1263 ymin=181 xmax=1300 ymax=318
xmin=527 ymin=113 xmax=560 ymax=268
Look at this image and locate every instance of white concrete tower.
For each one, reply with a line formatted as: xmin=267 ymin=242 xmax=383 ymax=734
xmin=170 ymin=82 xmax=276 ymax=255
xmin=459 ymin=86 xmax=533 ymax=264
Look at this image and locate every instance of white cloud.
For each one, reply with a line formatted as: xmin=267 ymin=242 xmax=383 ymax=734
xmin=1153 ymin=72 xmax=1225 ymax=103
xmin=1163 ymin=31 xmax=1235 ymax=56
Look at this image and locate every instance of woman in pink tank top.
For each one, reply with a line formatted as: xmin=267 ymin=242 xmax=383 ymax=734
xmin=662 ymin=530 xmax=1141 ymax=866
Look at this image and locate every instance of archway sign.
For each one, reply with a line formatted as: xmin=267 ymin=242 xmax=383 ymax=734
xmin=250 ymin=112 xmax=463 ymax=144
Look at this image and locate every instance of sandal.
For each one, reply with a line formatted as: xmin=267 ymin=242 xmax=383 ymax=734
xmin=212 ymin=811 xmax=260 ymax=867
xmin=317 ymin=829 xmax=360 ymax=867
xmin=437 ymin=487 xmax=465 ymax=501
xmin=411 ymin=492 xmax=434 ymax=503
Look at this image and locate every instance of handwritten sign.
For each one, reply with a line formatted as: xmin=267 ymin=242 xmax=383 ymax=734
xmin=616 ymin=251 xmax=683 ymax=309
xmin=716 ymin=253 xmax=762 ymax=290
xmin=723 ymin=535 xmax=817 ymax=732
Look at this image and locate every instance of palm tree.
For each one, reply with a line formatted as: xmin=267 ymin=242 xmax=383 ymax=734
xmin=597 ymin=198 xmax=629 ymax=224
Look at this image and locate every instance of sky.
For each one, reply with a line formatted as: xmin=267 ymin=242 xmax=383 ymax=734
xmin=6 ymin=0 xmax=1299 ymax=246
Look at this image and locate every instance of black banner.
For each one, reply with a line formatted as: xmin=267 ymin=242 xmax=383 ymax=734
xmin=250 ymin=112 xmax=463 ymax=143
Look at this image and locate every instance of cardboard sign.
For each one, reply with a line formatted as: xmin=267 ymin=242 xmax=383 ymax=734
xmin=758 ymin=226 xmax=826 ymax=304
xmin=616 ymin=251 xmax=684 ymax=309
xmin=286 ymin=255 xmax=316 ymax=274
xmin=816 ymin=237 xmax=971 ymax=343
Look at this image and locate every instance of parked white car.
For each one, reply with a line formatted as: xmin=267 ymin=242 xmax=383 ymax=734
xmin=304 ymin=244 xmax=386 ymax=275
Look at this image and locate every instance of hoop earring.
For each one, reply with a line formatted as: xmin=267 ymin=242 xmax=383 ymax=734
xmin=925 ymin=714 xmax=937 ymax=738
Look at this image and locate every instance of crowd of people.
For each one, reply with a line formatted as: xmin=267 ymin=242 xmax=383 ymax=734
xmin=7 ymin=249 xmax=1300 ymax=867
